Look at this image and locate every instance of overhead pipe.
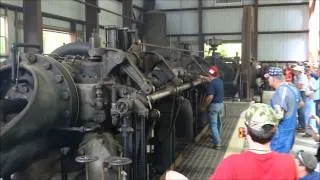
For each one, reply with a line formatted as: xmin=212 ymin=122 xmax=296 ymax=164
xmin=51 ymin=42 xmax=90 ymax=57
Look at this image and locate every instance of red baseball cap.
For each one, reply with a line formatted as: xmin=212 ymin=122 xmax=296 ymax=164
xmin=208 ymin=66 xmax=219 ymax=77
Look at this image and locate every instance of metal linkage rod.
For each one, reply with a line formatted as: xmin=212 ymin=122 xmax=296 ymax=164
xmin=137 ymin=42 xmax=204 ymax=53
xmin=147 ymin=79 xmax=203 ymax=102
xmin=72 ymin=0 xmax=143 ymax=24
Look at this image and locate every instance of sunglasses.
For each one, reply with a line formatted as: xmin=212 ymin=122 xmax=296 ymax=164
xmin=296 ymin=150 xmax=305 ymax=166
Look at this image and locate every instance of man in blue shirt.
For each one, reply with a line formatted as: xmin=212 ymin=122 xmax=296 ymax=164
xmin=296 ymin=150 xmax=320 ymax=180
xmin=200 ymin=66 xmax=224 ymax=149
xmin=264 ymin=67 xmax=300 ymax=153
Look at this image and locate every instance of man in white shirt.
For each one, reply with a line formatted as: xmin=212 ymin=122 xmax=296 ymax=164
xmin=305 ymin=69 xmax=317 ymax=136
xmin=293 ymin=65 xmax=309 ymax=132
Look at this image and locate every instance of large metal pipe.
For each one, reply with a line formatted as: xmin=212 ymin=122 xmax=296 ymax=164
xmin=105 ymin=26 xmax=118 ymax=48
xmin=51 ymin=42 xmax=90 ymax=57
xmin=147 ymin=79 xmax=203 ymax=102
xmin=117 ymin=27 xmax=129 ymax=51
xmin=127 ymin=29 xmax=136 ymax=47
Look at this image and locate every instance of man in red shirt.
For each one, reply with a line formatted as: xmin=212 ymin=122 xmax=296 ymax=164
xmin=209 ymin=103 xmax=297 ymax=180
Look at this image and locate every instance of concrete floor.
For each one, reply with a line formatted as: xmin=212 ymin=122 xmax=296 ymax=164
xmin=169 ymin=101 xmax=319 ymax=179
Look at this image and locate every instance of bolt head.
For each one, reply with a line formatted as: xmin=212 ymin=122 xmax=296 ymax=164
xmin=62 ymin=91 xmax=70 ymax=100
xmin=28 ymin=54 xmax=37 ymax=64
xmin=44 ymin=63 xmax=52 ymax=70
xmin=64 ymin=110 xmax=71 ymax=118
xmin=55 ymin=75 xmax=64 ymax=83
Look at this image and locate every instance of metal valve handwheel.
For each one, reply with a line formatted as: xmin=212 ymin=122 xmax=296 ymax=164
xmin=75 ymin=155 xmax=99 ymax=163
xmin=105 ymin=156 xmax=132 ymax=166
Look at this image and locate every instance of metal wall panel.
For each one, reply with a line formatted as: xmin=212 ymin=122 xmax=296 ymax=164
xmin=203 ymin=8 xmax=243 ymax=33
xmin=258 ymin=33 xmax=308 ymax=62
xmin=203 ymin=0 xmax=254 ymax=7
xmin=1 ymin=0 xmax=86 ymax=20
xmin=168 ymin=36 xmax=199 ymax=55
xmin=0 ymin=0 xmax=22 ymax=7
xmin=43 ymin=17 xmax=70 ymax=29
xmin=42 ymin=0 xmax=85 ymax=21
xmin=258 ymin=0 xmax=308 ymax=4
xmin=1 ymin=0 xmax=124 ymax=25
xmin=180 ymin=36 xmax=199 ymax=54
xmin=98 ymin=0 xmax=122 ymax=27
xmin=155 ymin=0 xmax=198 ymax=9
xmin=258 ymin=6 xmax=308 ymax=31
xmin=166 ymin=11 xmax=198 ymax=34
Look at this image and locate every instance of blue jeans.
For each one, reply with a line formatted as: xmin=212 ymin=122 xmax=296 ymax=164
xmin=305 ymin=97 xmax=316 ymax=134
xmin=208 ymin=103 xmax=224 ymax=145
xmin=298 ymin=91 xmax=306 ymax=129
xmin=271 ymin=128 xmax=295 ymax=153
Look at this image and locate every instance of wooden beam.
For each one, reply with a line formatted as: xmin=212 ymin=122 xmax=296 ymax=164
xmin=308 ymin=0 xmax=319 ymax=64
xmin=198 ymin=0 xmax=204 ymax=57
xmin=85 ymin=0 xmax=99 ymax=42
xmin=123 ymin=0 xmax=133 ymax=28
xmin=241 ymin=6 xmax=255 ymax=100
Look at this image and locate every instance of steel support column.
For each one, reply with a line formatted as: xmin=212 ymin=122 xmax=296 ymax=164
xmin=123 ymin=0 xmax=133 ymax=28
xmin=198 ymin=0 xmax=204 ymax=57
xmin=85 ymin=0 xmax=99 ymax=42
xmin=23 ymin=0 xmax=42 ymax=53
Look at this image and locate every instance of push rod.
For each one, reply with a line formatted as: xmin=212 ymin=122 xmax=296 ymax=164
xmin=147 ymin=79 xmax=203 ymax=102
xmin=137 ymin=42 xmax=204 ymax=53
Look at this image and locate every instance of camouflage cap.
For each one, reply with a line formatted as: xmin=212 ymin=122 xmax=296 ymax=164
xmin=240 ymin=103 xmax=279 ymax=131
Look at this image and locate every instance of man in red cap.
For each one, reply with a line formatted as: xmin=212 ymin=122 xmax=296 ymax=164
xmin=200 ymin=66 xmax=224 ymax=149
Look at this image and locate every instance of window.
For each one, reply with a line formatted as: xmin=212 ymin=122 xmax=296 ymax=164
xmin=0 ymin=16 xmax=8 ymax=56
xmin=216 ymin=43 xmax=242 ymax=58
xmin=43 ymin=29 xmax=71 ymax=54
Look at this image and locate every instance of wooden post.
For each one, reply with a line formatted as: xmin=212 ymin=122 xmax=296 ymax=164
xmin=241 ymin=6 xmax=255 ymax=100
xmin=23 ymin=0 xmax=42 ymax=53
xmin=308 ymin=0 xmax=319 ymax=64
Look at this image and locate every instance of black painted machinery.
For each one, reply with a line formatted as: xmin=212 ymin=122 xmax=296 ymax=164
xmin=0 ymin=26 xmax=210 ymax=180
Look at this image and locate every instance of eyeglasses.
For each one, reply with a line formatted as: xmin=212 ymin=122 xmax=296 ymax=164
xmin=296 ymin=150 xmax=305 ymax=166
